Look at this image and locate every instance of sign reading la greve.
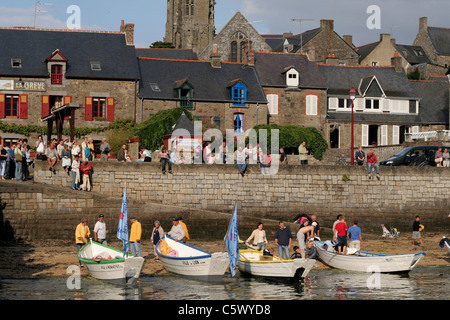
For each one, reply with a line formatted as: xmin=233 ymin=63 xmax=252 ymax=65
xmin=0 ymin=79 xmax=47 ymax=92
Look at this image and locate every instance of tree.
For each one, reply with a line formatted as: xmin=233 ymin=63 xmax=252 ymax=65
xmin=133 ymin=107 xmax=193 ymax=151
xmin=150 ymin=41 xmax=175 ymax=48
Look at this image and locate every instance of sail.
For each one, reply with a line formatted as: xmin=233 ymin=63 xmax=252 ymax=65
xmin=226 ymin=205 xmax=239 ymax=277
xmin=117 ymin=186 xmax=129 ymax=256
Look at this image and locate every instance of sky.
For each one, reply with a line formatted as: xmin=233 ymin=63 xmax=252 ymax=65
xmin=1 ymin=0 xmax=449 ymax=49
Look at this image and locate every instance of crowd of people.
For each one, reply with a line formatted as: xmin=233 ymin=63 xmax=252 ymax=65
xmin=0 ymin=138 xmax=33 ymax=182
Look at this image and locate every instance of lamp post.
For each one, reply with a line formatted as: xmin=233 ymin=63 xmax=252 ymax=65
xmin=349 ymin=87 xmax=357 ymax=166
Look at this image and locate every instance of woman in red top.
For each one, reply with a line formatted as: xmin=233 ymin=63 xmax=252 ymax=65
xmin=334 ymin=216 xmax=348 ymax=254
xmin=80 ymin=160 xmax=92 ymax=191
xmin=367 ymin=149 xmax=380 ymax=180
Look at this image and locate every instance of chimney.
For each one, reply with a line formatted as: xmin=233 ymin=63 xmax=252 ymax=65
xmin=343 ymin=35 xmax=353 ymax=48
xmin=210 ymin=48 xmax=221 ymax=68
xmin=380 ymin=33 xmax=391 ymax=43
xmin=390 ymin=38 xmax=396 ymax=47
xmin=419 ymin=17 xmax=428 ymax=33
xmin=282 ymin=32 xmax=293 ymax=39
xmin=326 ymin=53 xmax=339 ymax=65
xmin=391 ymin=53 xmax=403 ymax=73
xmin=320 ymin=19 xmax=334 ymax=32
xmin=120 ymin=21 xmax=135 ymax=46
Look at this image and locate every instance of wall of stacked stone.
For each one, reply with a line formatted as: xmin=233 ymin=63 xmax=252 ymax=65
xmin=32 ymin=160 xmax=450 ymax=232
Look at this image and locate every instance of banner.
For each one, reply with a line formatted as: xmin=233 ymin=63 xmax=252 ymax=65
xmin=226 ymin=205 xmax=239 ymax=277
xmin=117 ymin=186 xmax=129 ymax=256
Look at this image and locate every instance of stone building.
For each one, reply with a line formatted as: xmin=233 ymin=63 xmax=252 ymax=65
xmin=164 ymin=0 xmax=215 ymax=55
xmin=253 ymin=52 xmax=328 ymax=134
xmin=277 ymin=20 xmax=359 ymax=65
xmin=0 ymin=24 xmax=140 ymax=145
xmin=413 ymin=17 xmax=450 ymax=77
xmin=198 ymin=12 xmax=272 ymax=63
xmin=136 ymin=52 xmax=267 ymax=136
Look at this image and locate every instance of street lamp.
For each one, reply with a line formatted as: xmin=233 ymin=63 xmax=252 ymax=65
xmin=349 ymin=86 xmax=357 ymax=166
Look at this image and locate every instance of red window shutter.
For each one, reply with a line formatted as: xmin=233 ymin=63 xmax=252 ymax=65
xmin=106 ymin=97 xmax=115 ymax=122
xmin=85 ymin=96 xmax=93 ymax=121
xmin=0 ymin=94 xmax=5 ymax=119
xmin=41 ymin=95 xmax=50 ymax=118
xmin=64 ymin=96 xmax=72 ymax=120
xmin=19 ymin=94 xmax=28 ymax=119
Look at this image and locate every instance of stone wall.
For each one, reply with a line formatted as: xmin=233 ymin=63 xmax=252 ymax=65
xmin=32 ymin=160 xmax=450 ymax=233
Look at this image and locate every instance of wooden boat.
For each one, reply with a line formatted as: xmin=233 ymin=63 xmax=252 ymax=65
xmin=238 ymin=249 xmax=316 ymax=281
xmin=155 ymin=236 xmax=229 ymax=279
xmin=78 ymin=240 xmax=145 ymax=284
xmin=314 ymin=240 xmax=425 ymax=273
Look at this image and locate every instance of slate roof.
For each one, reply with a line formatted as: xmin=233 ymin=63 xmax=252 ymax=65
xmin=261 ymin=34 xmax=285 ymax=51
xmin=355 ymin=41 xmax=379 ymax=63
xmin=136 ymin=48 xmax=198 ymax=60
xmin=318 ymin=64 xmax=418 ymax=99
xmin=254 ymin=52 xmax=327 ymax=89
xmin=0 ymin=28 xmax=140 ymax=80
xmin=409 ymin=80 xmax=449 ymax=125
xmin=427 ymin=27 xmax=450 ymax=56
xmin=163 ymin=112 xmax=195 ymax=137
xmin=274 ymin=28 xmax=322 ymax=52
xmin=137 ymin=57 xmax=267 ymax=103
xmin=396 ymin=44 xmax=430 ymax=65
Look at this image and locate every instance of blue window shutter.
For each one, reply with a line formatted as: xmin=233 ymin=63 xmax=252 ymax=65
xmin=232 ymin=82 xmax=247 ymax=106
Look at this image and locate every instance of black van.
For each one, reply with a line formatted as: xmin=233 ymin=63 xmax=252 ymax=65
xmin=380 ymin=146 xmax=449 ymax=166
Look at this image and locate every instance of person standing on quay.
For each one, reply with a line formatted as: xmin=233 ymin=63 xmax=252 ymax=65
xmin=298 ymin=141 xmax=309 ymax=165
xmin=129 ymin=216 xmax=142 ymax=257
xmin=412 ymin=216 xmax=424 ymax=247
xmin=94 ymin=214 xmax=108 ymax=245
xmin=178 ymin=217 xmax=190 ymax=243
xmin=75 ymin=218 xmax=90 ymax=252
xmin=151 ymin=220 xmax=165 ymax=260
xmin=347 ymin=220 xmax=362 ymax=250
xmin=367 ymin=149 xmax=380 ymax=180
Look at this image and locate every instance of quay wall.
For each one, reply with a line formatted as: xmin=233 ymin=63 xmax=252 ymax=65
xmin=27 ymin=160 xmax=450 ymax=234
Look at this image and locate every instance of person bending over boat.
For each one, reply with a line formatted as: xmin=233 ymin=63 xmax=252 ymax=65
xmin=297 ymin=220 xmax=315 ymax=259
xmin=167 ymin=217 xmax=186 ymax=242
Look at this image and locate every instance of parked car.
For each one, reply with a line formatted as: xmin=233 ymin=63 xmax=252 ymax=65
xmin=380 ymin=146 xmax=450 ymax=166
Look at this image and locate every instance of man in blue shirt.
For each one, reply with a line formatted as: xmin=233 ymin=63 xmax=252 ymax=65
xmin=275 ymin=221 xmax=292 ymax=260
xmin=347 ymin=220 xmax=362 ymax=250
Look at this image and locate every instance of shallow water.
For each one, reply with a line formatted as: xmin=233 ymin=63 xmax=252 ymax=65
xmin=0 ymin=266 xmax=448 ymax=301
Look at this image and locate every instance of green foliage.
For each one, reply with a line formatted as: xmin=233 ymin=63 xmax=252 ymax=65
xmin=150 ymin=41 xmax=175 ymax=48
xmin=250 ymin=124 xmax=328 ymax=160
xmin=407 ymin=69 xmax=423 ymax=80
xmin=133 ymin=107 xmax=193 ymax=151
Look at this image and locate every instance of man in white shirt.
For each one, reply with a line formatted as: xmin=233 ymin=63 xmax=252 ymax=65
xmin=94 ymin=214 xmax=108 ymax=245
xmin=167 ymin=217 xmax=186 ymax=242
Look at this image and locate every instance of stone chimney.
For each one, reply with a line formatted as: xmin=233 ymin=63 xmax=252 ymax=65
xmin=320 ymin=19 xmax=334 ymax=32
xmin=419 ymin=17 xmax=428 ymax=33
xmin=120 ymin=20 xmax=135 ymax=46
xmin=210 ymin=48 xmax=221 ymax=68
xmin=326 ymin=53 xmax=339 ymax=65
xmin=380 ymin=33 xmax=391 ymax=43
xmin=391 ymin=53 xmax=403 ymax=73
xmin=343 ymin=35 xmax=353 ymax=48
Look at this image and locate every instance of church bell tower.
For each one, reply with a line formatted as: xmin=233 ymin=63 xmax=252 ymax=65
xmin=165 ymin=0 xmax=215 ymax=54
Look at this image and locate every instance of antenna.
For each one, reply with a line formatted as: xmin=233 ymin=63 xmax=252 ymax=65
xmin=291 ymin=18 xmax=314 ymax=53
xmin=34 ymin=1 xmax=53 ymax=28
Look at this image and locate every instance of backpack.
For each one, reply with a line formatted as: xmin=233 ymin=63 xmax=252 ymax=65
xmin=84 ymin=146 xmax=91 ymax=158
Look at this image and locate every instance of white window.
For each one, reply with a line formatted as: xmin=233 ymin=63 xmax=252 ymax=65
xmin=328 ymin=97 xmax=338 ymax=110
xmin=362 ymin=124 xmax=369 ymax=147
xmin=306 ymin=95 xmax=318 ymax=115
xmin=392 ymin=125 xmax=400 ymax=145
xmin=286 ymin=69 xmax=299 ymax=87
xmin=267 ymin=94 xmax=279 ymax=115
xmin=381 ymin=125 xmax=388 ymax=146
xmin=372 ymin=61 xmax=378 ymax=66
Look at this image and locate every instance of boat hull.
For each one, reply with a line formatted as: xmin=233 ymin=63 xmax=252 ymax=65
xmin=78 ymin=242 xmax=145 ymax=284
xmin=314 ymin=241 xmax=425 ymax=273
xmin=156 ymin=236 xmax=229 ymax=278
xmin=238 ymin=250 xmax=316 ymax=280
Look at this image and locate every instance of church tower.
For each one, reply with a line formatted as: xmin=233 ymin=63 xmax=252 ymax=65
xmin=165 ymin=0 xmax=215 ymax=54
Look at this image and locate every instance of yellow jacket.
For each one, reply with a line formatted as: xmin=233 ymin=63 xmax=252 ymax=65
xmin=75 ymin=223 xmax=90 ymax=244
xmin=129 ymin=220 xmax=142 ymax=242
xmin=180 ymin=221 xmax=190 ymax=240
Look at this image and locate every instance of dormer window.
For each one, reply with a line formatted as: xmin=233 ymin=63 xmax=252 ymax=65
xmin=91 ymin=62 xmax=101 ymax=71
xmin=51 ymin=65 xmax=63 ymax=85
xmin=286 ymin=68 xmax=299 ymax=87
xmin=174 ymin=79 xmax=193 ymax=109
xmin=47 ymin=50 xmax=68 ymax=86
xmin=11 ymin=59 xmax=22 ymax=69
xmin=231 ymin=81 xmax=247 ymax=106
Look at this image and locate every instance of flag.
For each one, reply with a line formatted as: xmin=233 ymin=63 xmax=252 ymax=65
xmin=117 ymin=186 xmax=129 ymax=256
xmin=226 ymin=204 xmax=239 ymax=277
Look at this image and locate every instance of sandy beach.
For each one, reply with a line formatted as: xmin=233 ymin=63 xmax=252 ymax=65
xmin=0 ymin=232 xmax=448 ymax=280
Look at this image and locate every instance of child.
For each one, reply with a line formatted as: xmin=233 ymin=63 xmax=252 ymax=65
xmin=290 ymin=246 xmax=302 ymax=259
xmin=412 ymin=216 xmax=424 ymax=246
xmin=334 ymin=215 xmax=348 ymax=254
xmin=305 ymin=240 xmax=319 ymax=260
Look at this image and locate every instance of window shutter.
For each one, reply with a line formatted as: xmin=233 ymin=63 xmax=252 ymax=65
xmin=382 ymin=98 xmax=390 ymax=112
xmin=328 ymin=97 xmax=338 ymax=110
xmin=392 ymin=125 xmax=400 ymax=145
xmin=267 ymin=94 xmax=278 ymax=115
xmin=85 ymin=96 xmax=93 ymax=121
xmin=19 ymin=94 xmax=28 ymax=119
xmin=306 ymin=95 xmax=318 ymax=115
xmin=64 ymin=96 xmax=72 ymax=120
xmin=41 ymin=95 xmax=50 ymax=118
xmin=362 ymin=124 xmax=369 ymax=146
xmin=381 ymin=125 xmax=388 ymax=146
xmin=106 ymin=97 xmax=115 ymax=122
xmin=0 ymin=94 xmax=5 ymax=119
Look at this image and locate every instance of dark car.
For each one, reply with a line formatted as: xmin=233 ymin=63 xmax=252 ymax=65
xmin=380 ymin=146 xmax=449 ymax=166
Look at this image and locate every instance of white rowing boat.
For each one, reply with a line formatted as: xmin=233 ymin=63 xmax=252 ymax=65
xmin=238 ymin=249 xmax=316 ymax=281
xmin=78 ymin=240 xmax=145 ymax=284
xmin=314 ymin=240 xmax=425 ymax=273
xmin=156 ymin=236 xmax=229 ymax=279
